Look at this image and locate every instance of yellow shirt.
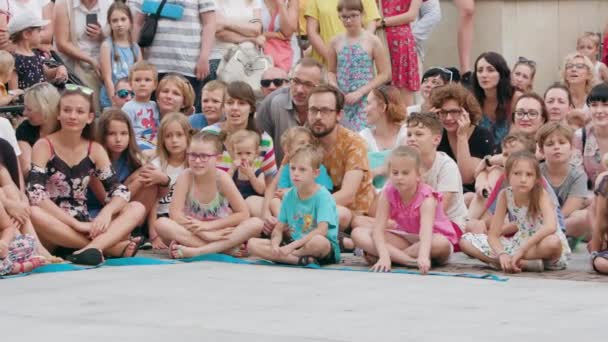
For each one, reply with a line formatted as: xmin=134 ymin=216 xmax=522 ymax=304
xmin=298 ymin=0 xmax=308 ymax=35
xmin=305 ymin=0 xmax=381 ymax=65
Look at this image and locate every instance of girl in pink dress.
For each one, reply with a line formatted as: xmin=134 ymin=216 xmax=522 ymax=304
xmin=379 ymin=0 xmax=422 ymax=107
xmin=351 ymin=146 xmax=459 ymax=274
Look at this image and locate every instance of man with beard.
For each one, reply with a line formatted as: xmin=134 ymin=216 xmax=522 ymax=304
xmin=306 ymin=84 xmax=374 ymax=250
xmin=256 ymin=58 xmax=324 ymax=164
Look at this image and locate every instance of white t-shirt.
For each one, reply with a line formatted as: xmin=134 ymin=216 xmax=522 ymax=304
xmin=359 ymin=125 xmax=407 ymax=152
xmin=0 ymin=118 xmax=21 ymax=156
xmin=422 ymin=151 xmax=468 ymax=229
xmin=151 ymin=158 xmax=185 ymax=215
xmin=209 ymin=0 xmax=263 ymax=60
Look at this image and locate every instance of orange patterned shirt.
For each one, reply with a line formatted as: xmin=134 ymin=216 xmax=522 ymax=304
xmin=323 ymin=126 xmax=373 ymax=214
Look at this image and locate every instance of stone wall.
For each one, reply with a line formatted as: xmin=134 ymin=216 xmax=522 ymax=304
xmin=423 ymin=0 xmax=608 ymax=92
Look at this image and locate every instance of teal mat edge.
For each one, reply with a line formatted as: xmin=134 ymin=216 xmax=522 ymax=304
xmin=1 ymin=254 xmax=508 ymax=282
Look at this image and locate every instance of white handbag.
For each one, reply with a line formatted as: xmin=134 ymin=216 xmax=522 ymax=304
xmin=216 ymin=42 xmax=273 ymax=95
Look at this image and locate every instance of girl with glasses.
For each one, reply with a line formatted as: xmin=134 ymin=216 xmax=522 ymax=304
xmin=155 ymin=131 xmax=264 ymax=259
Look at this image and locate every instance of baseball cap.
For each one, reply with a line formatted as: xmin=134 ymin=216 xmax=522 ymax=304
xmin=8 ymin=12 xmax=50 ymax=36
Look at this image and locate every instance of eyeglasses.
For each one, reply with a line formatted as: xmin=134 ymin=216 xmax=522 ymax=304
xmin=186 ymin=152 xmax=218 ymax=161
xmin=115 ymin=89 xmax=135 ymax=99
xmin=513 ymin=109 xmax=540 ymax=119
xmin=566 ymin=63 xmax=588 ymax=70
xmin=339 ymin=13 xmax=360 ymax=21
xmin=308 ymin=107 xmax=337 ymax=116
xmin=438 ymin=109 xmax=463 ymax=118
xmin=260 ymin=78 xmax=287 ymax=88
xmin=517 ymin=56 xmax=536 ymax=68
xmin=290 ymin=77 xmax=317 ymax=89
xmin=64 ymin=84 xmax=94 ymax=95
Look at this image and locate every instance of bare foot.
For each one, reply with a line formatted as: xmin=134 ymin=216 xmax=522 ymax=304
xmin=225 ymin=243 xmax=248 ymax=258
xmin=169 ymin=242 xmax=200 ymax=259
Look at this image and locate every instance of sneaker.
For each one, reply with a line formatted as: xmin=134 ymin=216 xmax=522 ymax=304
xmin=543 ymin=259 xmax=567 ymax=271
xmin=522 ymin=259 xmax=544 ymax=272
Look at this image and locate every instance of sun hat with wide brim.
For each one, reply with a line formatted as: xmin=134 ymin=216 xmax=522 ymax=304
xmin=8 ymin=12 xmax=50 ymax=37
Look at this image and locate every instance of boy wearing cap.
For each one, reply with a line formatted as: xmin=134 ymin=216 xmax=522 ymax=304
xmin=9 ymin=12 xmax=67 ymax=90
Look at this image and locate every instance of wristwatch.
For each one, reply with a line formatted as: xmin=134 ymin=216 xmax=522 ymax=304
xmin=380 ymin=17 xmax=386 ymax=28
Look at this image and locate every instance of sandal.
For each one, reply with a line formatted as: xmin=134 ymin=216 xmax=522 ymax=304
xmin=66 ymin=248 xmax=104 ymax=266
xmin=591 ymin=249 xmax=608 ymax=273
xmin=297 ymin=255 xmax=319 ymax=266
xmin=338 ymin=232 xmax=354 ymax=253
xmin=118 ymin=236 xmax=144 ymax=258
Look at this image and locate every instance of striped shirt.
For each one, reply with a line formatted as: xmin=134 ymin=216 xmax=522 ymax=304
xmin=202 ymin=123 xmax=278 ymax=178
xmin=130 ymin=0 xmax=216 ymax=77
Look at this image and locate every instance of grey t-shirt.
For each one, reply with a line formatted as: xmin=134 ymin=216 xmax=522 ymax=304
xmin=540 ymin=163 xmax=589 ymax=206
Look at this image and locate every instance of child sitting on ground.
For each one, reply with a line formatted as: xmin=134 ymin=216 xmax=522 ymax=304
xmin=121 ymin=61 xmax=159 ymax=151
xmin=227 ymin=130 xmax=266 ymax=200
xmin=537 ymin=122 xmax=590 ymax=241
xmin=591 ymin=163 xmax=608 ymax=274
xmin=460 ymin=151 xmax=570 ymax=272
xmin=248 ymin=145 xmax=340 ymax=266
xmin=351 ymin=146 xmax=459 ymax=274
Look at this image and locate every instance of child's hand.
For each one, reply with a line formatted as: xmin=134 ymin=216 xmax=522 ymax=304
xmin=498 ymin=253 xmax=513 ymax=273
xmin=417 ymin=256 xmax=431 ymax=275
xmin=238 ymin=159 xmax=256 ymax=179
xmin=263 ymin=214 xmax=277 ymax=235
xmin=151 ymin=236 xmax=168 ymax=249
xmin=5 ymin=200 xmax=30 ymax=225
xmin=0 ymin=240 xmax=8 ymax=258
xmin=510 ymin=251 xmax=524 ymax=273
xmin=274 ymin=188 xmax=288 ymax=199
xmin=90 ymin=211 xmax=112 ymax=238
xmin=344 ymin=90 xmax=363 ymax=106
xmin=139 ymin=164 xmax=168 ymax=187
xmin=54 ymin=66 xmax=69 ymax=83
xmin=254 ymin=35 xmax=266 ymax=47
xmin=370 ymin=256 xmax=391 ymax=272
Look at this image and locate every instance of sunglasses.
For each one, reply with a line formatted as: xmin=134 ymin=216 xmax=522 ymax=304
xmin=116 ymin=89 xmax=135 ymax=99
xmin=517 ymin=56 xmax=536 ymax=68
xmin=64 ymin=83 xmax=94 ymax=95
xmin=424 ymin=66 xmax=453 ymax=83
xmin=260 ymin=78 xmax=287 ymax=88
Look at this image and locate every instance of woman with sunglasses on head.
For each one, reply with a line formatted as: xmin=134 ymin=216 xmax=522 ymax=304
xmin=16 ymin=83 xmax=60 ymax=177
xmin=511 ymin=57 xmax=536 ymax=93
xmin=431 ymin=83 xmax=493 ymax=186
xmin=27 ymin=84 xmax=146 ymax=266
xmin=359 ymin=85 xmax=407 ymax=192
xmin=472 ymin=51 xmax=521 ymax=151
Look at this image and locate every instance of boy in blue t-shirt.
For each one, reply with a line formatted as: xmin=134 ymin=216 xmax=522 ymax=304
xmin=248 ymin=145 xmax=340 ymax=265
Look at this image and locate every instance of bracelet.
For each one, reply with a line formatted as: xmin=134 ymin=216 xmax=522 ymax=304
xmin=380 ymin=18 xmax=386 ymax=28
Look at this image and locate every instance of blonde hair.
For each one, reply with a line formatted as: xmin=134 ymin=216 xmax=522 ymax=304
xmin=203 ymin=80 xmax=227 ymax=94
xmin=0 ymin=51 xmax=14 ymax=77
xmin=280 ymin=126 xmax=316 ymax=158
xmin=387 ymin=145 xmax=421 ymax=171
xmin=128 ymin=60 xmax=158 ymax=82
xmin=24 ymin=82 xmax=61 ymax=133
xmin=561 ymin=52 xmax=594 ymax=94
xmin=577 ymin=32 xmax=601 ymax=49
xmin=191 ymin=131 xmax=223 ymax=154
xmin=226 ymin=129 xmax=260 ymax=156
xmin=156 ymin=113 xmax=192 ymax=170
xmin=156 ymin=74 xmax=195 ymax=113
xmin=290 ymin=144 xmax=324 ymax=170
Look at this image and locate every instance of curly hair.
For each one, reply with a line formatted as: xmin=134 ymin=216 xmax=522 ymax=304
xmin=429 ymin=83 xmax=483 ymax=125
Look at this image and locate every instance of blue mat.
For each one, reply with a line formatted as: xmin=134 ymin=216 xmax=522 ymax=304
xmin=1 ymin=254 xmax=508 ymax=282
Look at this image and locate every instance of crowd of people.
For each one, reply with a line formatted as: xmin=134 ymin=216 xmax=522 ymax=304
xmin=0 ymin=0 xmax=607 ymax=277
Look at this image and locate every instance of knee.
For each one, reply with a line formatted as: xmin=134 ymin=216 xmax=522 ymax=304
xmin=154 ymin=217 xmax=172 ymax=235
xmin=351 ymin=227 xmax=371 ymax=245
xmin=593 ymin=257 xmax=608 ymax=274
xmin=125 ymin=202 xmax=146 ymax=216
xmin=308 ymin=234 xmax=331 ymax=251
xmin=337 ymin=206 xmax=353 ymax=229
xmin=465 ymin=220 xmax=486 ymax=234
xmin=542 ymin=235 xmax=562 ymax=256
xmin=459 ymin=3 xmax=475 ymax=19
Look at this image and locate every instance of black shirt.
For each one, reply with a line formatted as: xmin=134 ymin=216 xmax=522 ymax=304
xmin=15 ymin=120 xmax=41 ymax=147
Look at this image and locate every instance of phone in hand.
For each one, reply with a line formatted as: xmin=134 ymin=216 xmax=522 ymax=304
xmin=86 ymin=13 xmax=99 ymax=27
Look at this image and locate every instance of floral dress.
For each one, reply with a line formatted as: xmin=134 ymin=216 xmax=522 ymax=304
xmin=381 ymin=0 xmax=419 ymax=91
xmin=0 ymin=234 xmax=37 ymax=275
xmin=336 ymin=36 xmax=374 ymax=132
xmin=27 ymin=138 xmax=130 ymax=222
xmin=462 ymin=187 xmax=570 ymax=269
